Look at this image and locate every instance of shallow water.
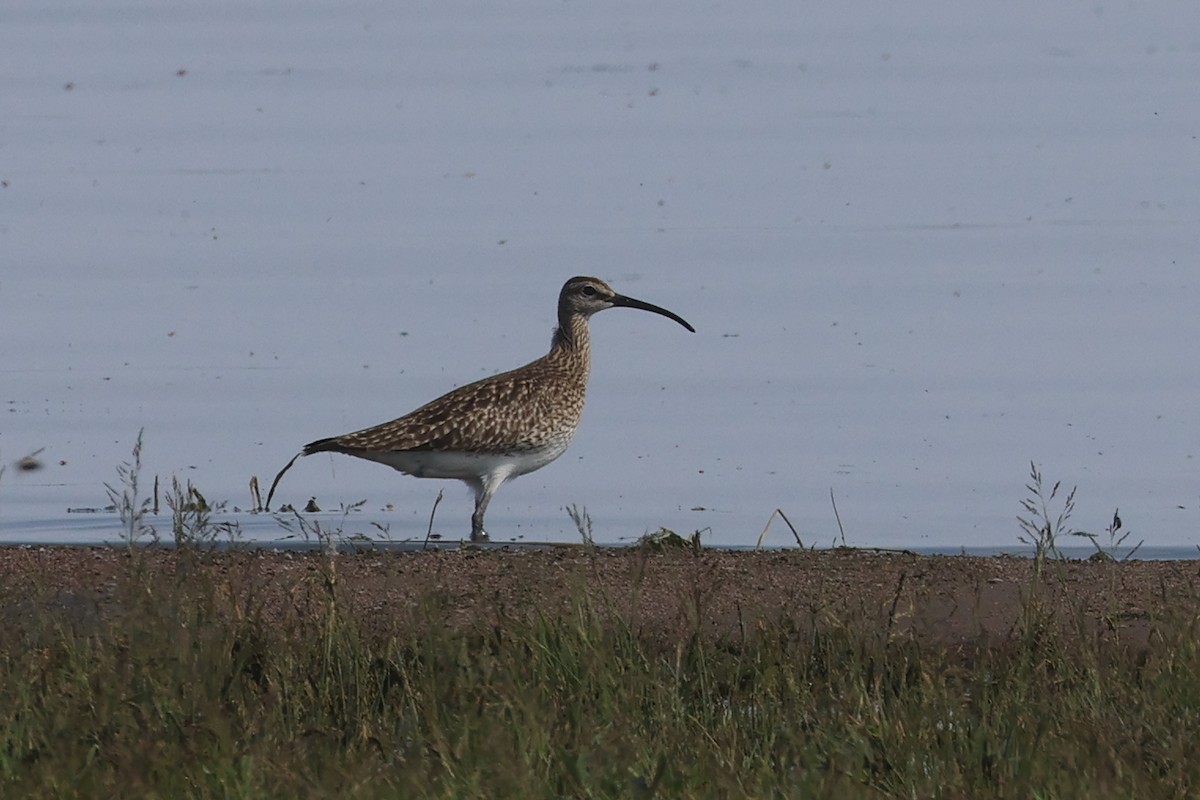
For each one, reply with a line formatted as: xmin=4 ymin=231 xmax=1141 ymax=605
xmin=2 ymin=1 xmax=1198 ymax=549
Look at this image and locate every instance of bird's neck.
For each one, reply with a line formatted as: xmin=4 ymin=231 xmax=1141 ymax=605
xmin=550 ymin=312 xmax=591 ymax=367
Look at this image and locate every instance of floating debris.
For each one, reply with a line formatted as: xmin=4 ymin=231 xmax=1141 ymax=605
xmin=16 ymin=455 xmax=43 ymax=472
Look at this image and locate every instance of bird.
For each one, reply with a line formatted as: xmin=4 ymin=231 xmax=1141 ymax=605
xmin=265 ymin=276 xmax=694 ymax=541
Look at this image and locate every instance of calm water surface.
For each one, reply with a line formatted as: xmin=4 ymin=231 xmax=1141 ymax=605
xmin=2 ymin=1 xmax=1198 ymax=550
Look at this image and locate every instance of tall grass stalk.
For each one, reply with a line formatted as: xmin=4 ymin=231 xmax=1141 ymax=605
xmin=1017 ymin=461 xmax=1075 ymax=574
xmin=167 ymin=476 xmax=240 ymax=548
xmin=104 ymin=429 xmax=156 ymax=546
xmin=566 ymin=503 xmax=595 ymax=548
xmin=1074 ymin=508 xmax=1144 ymax=562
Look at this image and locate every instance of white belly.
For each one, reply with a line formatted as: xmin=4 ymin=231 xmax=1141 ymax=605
xmin=358 ymin=444 xmax=569 ymax=482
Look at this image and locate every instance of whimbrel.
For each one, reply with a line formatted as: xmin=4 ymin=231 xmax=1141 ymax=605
xmin=265 ymin=276 xmax=694 ymax=541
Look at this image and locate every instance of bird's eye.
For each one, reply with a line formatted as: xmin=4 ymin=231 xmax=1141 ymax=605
xmin=581 ymin=285 xmax=597 ymax=296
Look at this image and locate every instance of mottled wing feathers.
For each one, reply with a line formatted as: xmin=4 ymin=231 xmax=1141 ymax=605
xmin=304 ymin=351 xmax=588 ymax=456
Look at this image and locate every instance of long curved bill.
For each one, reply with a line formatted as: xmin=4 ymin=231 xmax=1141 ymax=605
xmin=609 ymin=293 xmax=696 ymax=333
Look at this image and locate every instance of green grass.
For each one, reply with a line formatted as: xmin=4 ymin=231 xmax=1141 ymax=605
xmin=1 ymin=547 xmax=1198 ymax=799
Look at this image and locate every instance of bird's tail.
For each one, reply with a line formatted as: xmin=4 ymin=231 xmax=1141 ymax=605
xmin=301 ymin=437 xmax=346 ymax=455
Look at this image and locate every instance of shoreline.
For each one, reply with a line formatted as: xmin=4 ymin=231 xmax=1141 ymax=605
xmin=5 ymin=544 xmax=1197 ymax=647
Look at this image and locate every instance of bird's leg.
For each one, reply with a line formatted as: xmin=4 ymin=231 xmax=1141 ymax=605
xmin=468 ymin=470 xmax=513 ymax=542
xmin=470 ymin=481 xmax=495 ymax=542
xmin=470 ymin=513 xmax=490 ymax=542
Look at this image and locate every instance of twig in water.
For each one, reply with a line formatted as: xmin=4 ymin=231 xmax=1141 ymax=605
xmin=264 ymin=452 xmax=303 ymax=511
xmin=830 ymin=488 xmax=847 ymax=547
xmin=756 ymin=508 xmax=803 ymax=549
xmin=249 ymin=476 xmax=262 ymax=513
xmin=423 ymin=489 xmax=444 ymax=550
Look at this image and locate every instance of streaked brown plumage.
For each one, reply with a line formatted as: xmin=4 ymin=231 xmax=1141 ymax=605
xmin=266 ymin=276 xmax=694 ymax=541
